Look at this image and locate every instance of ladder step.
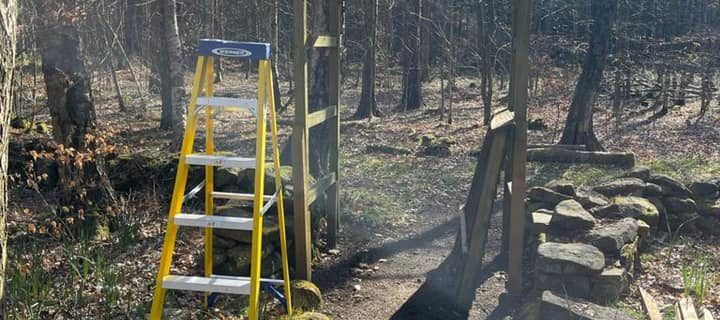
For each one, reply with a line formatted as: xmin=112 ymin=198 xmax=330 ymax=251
xmin=174 ymin=214 xmax=253 ymax=230
xmin=197 ymin=97 xmax=257 ymax=110
xmin=163 ymin=275 xmax=250 ymax=295
xmin=212 ymin=191 xmax=274 ymax=201
xmin=185 ymin=154 xmax=258 ymax=168
xmin=162 ymin=275 xmax=285 ymax=295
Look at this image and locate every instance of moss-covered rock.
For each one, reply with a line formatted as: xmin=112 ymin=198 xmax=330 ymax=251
xmin=10 ymin=116 xmax=31 ymax=130
xmin=291 ymin=280 xmax=323 ymax=311
xmin=611 ymin=196 xmax=660 ymax=228
xmin=35 ymin=121 xmax=50 ymax=134
xmin=287 ymin=312 xmax=331 ymax=320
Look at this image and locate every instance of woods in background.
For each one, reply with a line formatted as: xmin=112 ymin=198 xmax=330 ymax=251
xmin=6 ymin=0 xmax=719 ymax=148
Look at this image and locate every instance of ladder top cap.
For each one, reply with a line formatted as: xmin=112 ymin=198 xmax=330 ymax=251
xmin=198 ymin=39 xmax=271 ymax=60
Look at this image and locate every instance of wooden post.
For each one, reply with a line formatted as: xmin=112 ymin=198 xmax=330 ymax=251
xmin=326 ymin=0 xmax=342 ymax=249
xmin=507 ymin=0 xmax=530 ymax=296
xmin=292 ymin=0 xmax=312 ymax=281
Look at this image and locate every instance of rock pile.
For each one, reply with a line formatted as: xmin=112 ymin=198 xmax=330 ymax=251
xmin=524 ymin=166 xmax=720 ymax=318
xmin=200 ymin=167 xmax=301 ymax=278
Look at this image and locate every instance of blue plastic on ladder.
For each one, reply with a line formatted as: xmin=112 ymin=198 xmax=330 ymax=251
xmin=261 ymin=282 xmax=288 ymax=312
xmin=207 ymin=282 xmax=288 ymax=312
xmin=198 ymin=39 xmax=271 ymax=60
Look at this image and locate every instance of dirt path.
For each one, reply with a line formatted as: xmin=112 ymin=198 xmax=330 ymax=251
xmin=314 ymin=200 xmax=510 ymax=319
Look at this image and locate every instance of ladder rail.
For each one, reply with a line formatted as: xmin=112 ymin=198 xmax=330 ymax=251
xmin=268 ymin=64 xmax=294 ymax=315
xmin=150 ymin=56 xmax=211 ymax=319
xmin=203 ymin=59 xmax=217 ymax=308
xmin=247 ymin=60 xmax=270 ymax=320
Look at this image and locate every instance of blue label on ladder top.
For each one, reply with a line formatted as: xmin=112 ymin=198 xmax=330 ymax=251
xmin=198 ymin=39 xmax=271 ymax=60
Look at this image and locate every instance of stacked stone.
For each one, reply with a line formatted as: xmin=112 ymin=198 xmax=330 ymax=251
xmin=527 ymin=166 xmax=720 ymax=316
xmin=198 ymin=167 xmax=295 ymax=278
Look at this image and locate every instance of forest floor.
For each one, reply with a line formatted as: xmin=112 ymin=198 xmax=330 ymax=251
xmin=6 ymin=66 xmax=720 ymax=319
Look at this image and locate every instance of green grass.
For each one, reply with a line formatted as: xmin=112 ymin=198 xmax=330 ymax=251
xmin=681 ymin=256 xmax=712 ymax=306
xmin=340 ymin=153 xmax=474 ymax=225
xmin=615 ymin=301 xmax=646 ymax=320
xmin=641 ymin=157 xmax=720 ymax=183
xmin=526 ymin=163 xmax=623 ymax=188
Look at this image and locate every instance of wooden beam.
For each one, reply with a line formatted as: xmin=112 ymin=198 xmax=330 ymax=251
xmin=490 ymin=109 xmax=515 ymax=130
xmin=507 ymin=0 xmax=530 ymax=296
xmin=639 ymin=287 xmax=662 ymax=320
xmin=528 ymin=143 xmax=587 ymax=150
xmin=313 ymin=35 xmax=339 ymax=48
xmin=527 ymin=148 xmax=636 ymax=167
xmin=701 ymin=308 xmax=714 ymax=320
xmin=455 ymin=127 xmax=509 ymax=306
xmin=307 ymin=173 xmax=337 ymax=205
xmin=678 ymin=297 xmax=700 ymax=320
xmin=292 ymin=0 xmax=312 ymax=281
xmin=326 ymin=0 xmax=342 ymax=250
xmin=307 ymin=105 xmax=337 ymax=128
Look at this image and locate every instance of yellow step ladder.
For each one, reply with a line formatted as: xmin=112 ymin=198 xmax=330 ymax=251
xmin=150 ymin=39 xmax=292 ymax=320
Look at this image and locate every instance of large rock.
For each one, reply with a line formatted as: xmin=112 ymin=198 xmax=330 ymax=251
xmin=590 ymin=267 xmax=628 ymax=303
xmin=611 ymin=196 xmax=660 ymax=228
xmin=698 ymin=199 xmax=720 ymax=217
xmin=662 ymin=197 xmax=697 ymax=214
xmin=648 ymin=174 xmax=692 ymax=198
xmin=214 ymin=167 xmax=240 ymax=188
xmin=593 ymin=178 xmax=646 ymax=197
xmin=689 ymin=181 xmax=719 ymax=199
xmin=537 ymin=242 xmax=605 ymax=275
xmin=528 ymin=187 xmax=573 ymax=206
xmin=620 ymin=166 xmax=651 ymax=181
xmin=540 ymin=291 xmax=635 ymax=320
xmin=551 ymin=200 xmax=597 ymax=231
xmin=647 ymin=197 xmax=668 ymax=222
xmin=546 ymin=179 xmax=576 ymax=196
xmin=590 ymin=204 xmax=621 ymax=219
xmin=574 ymin=188 xmax=609 ymax=209
xmin=217 ymin=243 xmax=275 ymax=276
xmin=643 ymin=183 xmax=664 ymax=197
xmin=585 ymin=218 xmax=639 ymax=254
xmin=535 ymin=273 xmax=592 ymax=298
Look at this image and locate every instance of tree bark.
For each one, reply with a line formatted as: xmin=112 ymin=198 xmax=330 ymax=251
xmin=37 ymin=10 xmax=96 ymax=149
xmin=356 ymin=0 xmax=378 ymax=119
xmin=478 ymin=0 xmax=494 ymax=125
xmin=159 ymin=0 xmax=186 ymax=138
xmin=558 ymin=0 xmax=616 ymax=151
xmin=400 ymin=0 xmax=423 ymax=110
xmin=0 ymin=0 xmax=17 ymax=305
xmin=307 ymin=0 xmax=330 ymax=177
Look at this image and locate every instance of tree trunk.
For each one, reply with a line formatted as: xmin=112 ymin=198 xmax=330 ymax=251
xmin=0 ymin=0 xmax=17 ymax=305
xmin=37 ymin=19 xmax=96 ymax=149
xmin=307 ymin=0 xmax=330 ymax=177
xmin=159 ymin=0 xmax=186 ymax=138
xmin=558 ymin=0 xmax=616 ymax=151
xmin=400 ymin=0 xmax=423 ymax=111
xmin=356 ymin=0 xmax=378 ymax=119
xmin=420 ymin=1 xmax=431 ymax=82
xmin=478 ymin=0 xmax=494 ymax=125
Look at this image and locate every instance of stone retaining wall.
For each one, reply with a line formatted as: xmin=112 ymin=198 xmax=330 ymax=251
xmin=524 ymin=166 xmax=720 ymax=319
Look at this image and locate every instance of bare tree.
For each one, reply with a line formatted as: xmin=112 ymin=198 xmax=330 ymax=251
xmin=0 ymin=0 xmax=17 ymax=305
xmin=36 ymin=2 xmax=96 ymax=149
xmin=356 ymin=0 xmax=379 ymax=119
xmin=559 ymin=0 xmax=616 ymax=150
xmin=159 ymin=0 xmax=186 ymax=137
xmin=400 ymin=0 xmax=423 ymax=111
